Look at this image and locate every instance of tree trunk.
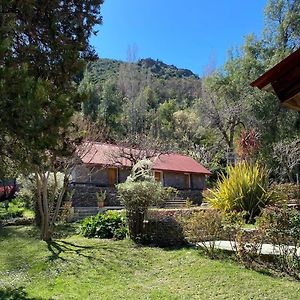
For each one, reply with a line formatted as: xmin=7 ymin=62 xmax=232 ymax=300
xmin=128 ymin=210 xmax=145 ymax=243
xmin=35 ymin=172 xmax=52 ymax=242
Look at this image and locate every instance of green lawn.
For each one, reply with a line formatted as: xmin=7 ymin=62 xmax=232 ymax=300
xmin=0 ymin=226 xmax=299 ymax=300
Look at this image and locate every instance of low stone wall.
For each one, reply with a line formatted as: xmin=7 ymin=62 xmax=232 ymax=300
xmin=70 ymin=185 xmax=203 ymax=207
xmin=177 ymin=190 xmax=203 ymax=205
xmin=70 ymin=185 xmax=120 ymax=207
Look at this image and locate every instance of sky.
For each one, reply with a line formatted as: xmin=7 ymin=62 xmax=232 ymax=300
xmin=90 ymin=0 xmax=267 ymax=76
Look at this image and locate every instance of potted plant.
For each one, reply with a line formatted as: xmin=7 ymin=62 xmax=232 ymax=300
xmin=96 ymin=190 xmax=106 ymax=209
xmin=64 ymin=189 xmax=75 ymax=208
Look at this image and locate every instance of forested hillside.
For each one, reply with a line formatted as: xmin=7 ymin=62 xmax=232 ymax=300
xmin=80 ymin=0 xmax=300 ymax=183
xmin=80 ymin=57 xmax=203 ymax=145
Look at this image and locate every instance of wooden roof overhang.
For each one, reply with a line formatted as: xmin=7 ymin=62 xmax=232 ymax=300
xmin=251 ymin=48 xmax=300 ymax=111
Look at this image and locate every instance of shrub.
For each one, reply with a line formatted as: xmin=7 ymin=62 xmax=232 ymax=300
xmin=143 ymin=209 xmax=186 ymax=247
xmin=117 ymin=159 xmax=167 ymax=243
xmin=143 ymin=217 xmax=185 ymax=247
xmin=235 ymin=229 xmax=264 ymax=268
xmin=205 ymin=162 xmax=279 ymax=223
xmin=180 ymin=209 xmax=224 ymax=257
xmin=80 ymin=210 xmax=128 ymax=240
xmin=0 ymin=198 xmax=32 ymax=220
xmin=258 ymin=206 xmax=300 ymax=278
xmin=270 ymin=183 xmax=299 ymax=205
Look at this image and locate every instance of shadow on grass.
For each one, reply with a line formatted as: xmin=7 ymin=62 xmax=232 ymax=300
xmin=0 ymin=287 xmax=44 ymax=300
xmin=47 ymin=238 xmax=140 ymax=271
xmin=47 ymin=240 xmax=96 ymax=261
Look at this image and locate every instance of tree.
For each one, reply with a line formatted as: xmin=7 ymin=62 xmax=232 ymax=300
xmin=173 ymin=109 xmax=200 ymax=149
xmin=99 ymin=79 xmax=123 ymax=135
xmin=273 ymin=138 xmax=300 ymax=182
xmin=31 ymin=114 xmax=103 ymax=240
xmin=157 ymin=99 xmax=177 ymax=137
xmin=117 ymin=47 xmax=152 ymax=134
xmin=264 ymin=0 xmax=300 ymax=52
xmin=0 ymin=1 xmax=104 ymax=241
xmin=117 ymin=159 xmax=166 ymax=242
xmin=108 ymin=134 xmax=174 ymax=167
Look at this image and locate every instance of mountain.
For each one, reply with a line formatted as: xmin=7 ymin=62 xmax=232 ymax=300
xmin=84 ymin=57 xmax=200 ymax=84
xmin=137 ymin=58 xmax=199 ymax=79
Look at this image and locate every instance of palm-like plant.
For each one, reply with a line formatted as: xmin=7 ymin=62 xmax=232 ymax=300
xmin=206 ymin=163 xmax=279 ymax=223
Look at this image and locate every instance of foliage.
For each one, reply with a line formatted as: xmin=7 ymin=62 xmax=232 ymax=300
xmin=236 ymin=129 xmax=260 ymax=161
xmin=271 ymin=183 xmax=299 ymax=204
xmin=143 ymin=216 xmax=185 ymax=247
xmin=272 ymin=138 xmax=300 ymax=182
xmin=0 ymin=1 xmax=104 ymax=170
xmin=0 ymin=1 xmax=104 ymax=241
xmin=180 ymin=209 xmax=224 ymax=257
xmin=80 ymin=210 xmax=128 ymax=240
xmin=235 ymin=229 xmax=265 ymax=268
xmin=117 ymin=159 xmax=167 ymax=242
xmin=96 ymin=190 xmax=107 ymax=203
xmin=160 ymin=187 xmax=178 ymax=205
xmin=258 ymin=206 xmax=300 ymax=278
xmin=206 ymin=163 xmax=279 ymax=223
xmin=0 ymin=198 xmax=34 ymax=221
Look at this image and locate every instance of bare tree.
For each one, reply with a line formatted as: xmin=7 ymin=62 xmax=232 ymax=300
xmin=273 ymin=138 xmax=300 ymax=183
xmin=196 ymin=79 xmax=246 ymax=165
xmin=107 ymin=134 xmax=175 ymax=167
xmin=118 ymin=46 xmax=151 ymax=134
xmin=34 ymin=115 xmax=103 ymax=241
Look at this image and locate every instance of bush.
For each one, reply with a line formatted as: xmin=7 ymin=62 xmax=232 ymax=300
xmin=80 ymin=210 xmax=128 ymax=240
xmin=258 ymin=206 xmax=300 ymax=278
xmin=117 ymin=159 xmax=167 ymax=243
xmin=205 ymin=162 xmax=279 ymax=223
xmin=0 ymin=198 xmax=33 ymax=220
xmin=180 ymin=209 xmax=224 ymax=257
xmin=270 ymin=183 xmax=299 ymax=205
xmin=143 ymin=210 xmax=186 ymax=247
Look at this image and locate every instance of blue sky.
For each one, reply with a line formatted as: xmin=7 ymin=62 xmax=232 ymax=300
xmin=90 ymin=0 xmax=267 ymax=76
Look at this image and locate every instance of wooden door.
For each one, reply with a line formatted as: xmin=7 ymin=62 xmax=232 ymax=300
xmin=108 ymin=168 xmax=117 ymax=186
xmin=184 ymin=173 xmax=190 ymax=189
xmin=154 ymin=171 xmax=161 ymax=182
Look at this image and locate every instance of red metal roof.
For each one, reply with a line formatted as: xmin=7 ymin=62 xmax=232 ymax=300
xmin=79 ymin=143 xmax=211 ymax=175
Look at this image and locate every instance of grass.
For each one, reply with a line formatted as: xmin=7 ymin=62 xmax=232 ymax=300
xmin=0 ymin=226 xmax=300 ymax=300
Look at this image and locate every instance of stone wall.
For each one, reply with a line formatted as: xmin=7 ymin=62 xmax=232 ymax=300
xmin=70 ymin=185 xmax=120 ymax=207
xmin=177 ymin=190 xmax=203 ymax=205
xmin=72 ymin=164 xmax=206 ymax=191
xmin=163 ymin=172 xmax=206 ymax=190
xmin=190 ymin=174 xmax=206 ymax=190
xmin=70 ymin=184 xmax=203 ymax=207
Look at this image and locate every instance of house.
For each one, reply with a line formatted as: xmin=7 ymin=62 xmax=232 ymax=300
xmin=70 ymin=143 xmax=211 ymax=208
xmin=251 ymin=48 xmax=300 ymax=111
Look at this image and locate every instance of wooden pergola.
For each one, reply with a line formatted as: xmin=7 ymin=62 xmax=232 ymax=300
xmin=251 ymin=48 xmax=300 ymax=111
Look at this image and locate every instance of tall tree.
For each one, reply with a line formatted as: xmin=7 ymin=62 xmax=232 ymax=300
xmin=0 ymin=0 xmax=104 ymax=241
xmin=264 ymin=0 xmax=300 ymax=53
